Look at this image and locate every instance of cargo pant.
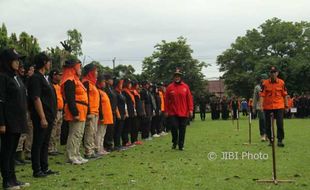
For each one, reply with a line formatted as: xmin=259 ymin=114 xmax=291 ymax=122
xmin=95 ymin=124 xmax=107 ymax=153
xmin=84 ymin=115 xmax=98 ymax=156
xmin=49 ymin=111 xmax=63 ymax=153
xmin=67 ymin=121 xmax=86 ymax=162
xmin=16 ymin=112 xmax=33 ymax=153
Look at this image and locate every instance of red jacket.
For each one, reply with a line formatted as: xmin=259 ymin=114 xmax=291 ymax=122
xmin=165 ymin=81 xmax=193 ymax=117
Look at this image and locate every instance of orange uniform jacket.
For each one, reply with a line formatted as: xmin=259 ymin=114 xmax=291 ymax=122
xmin=53 ymin=84 xmax=64 ymax=110
xmin=83 ymin=80 xmax=100 ymax=116
xmin=98 ymin=89 xmax=114 ymax=125
xmin=260 ymin=78 xmax=288 ymax=110
xmin=63 ymin=79 xmax=88 ymax=121
xmin=159 ymin=91 xmax=165 ymax=112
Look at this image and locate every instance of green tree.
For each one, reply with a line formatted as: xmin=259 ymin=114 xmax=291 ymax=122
xmin=65 ymin=29 xmax=83 ymax=57
xmin=113 ymin=64 xmax=136 ymax=79
xmin=142 ymin=36 xmax=208 ymax=96
xmin=0 ymin=23 xmax=9 ymax=51
xmin=217 ymin=18 xmax=310 ymax=97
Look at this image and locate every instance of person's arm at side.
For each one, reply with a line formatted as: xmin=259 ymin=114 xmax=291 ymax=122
xmin=29 ymin=75 xmax=48 ymax=128
xmin=187 ymin=87 xmax=194 ymax=117
xmin=64 ymin=80 xmax=79 ymax=121
xmin=0 ymin=76 xmax=6 ymax=134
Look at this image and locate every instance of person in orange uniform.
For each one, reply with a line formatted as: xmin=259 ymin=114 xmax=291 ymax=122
xmin=260 ymin=66 xmax=288 ymax=147
xmin=95 ymin=75 xmax=113 ymax=155
xmin=48 ymin=69 xmax=63 ymax=155
xmin=82 ymin=63 xmax=100 ymax=159
xmin=61 ymin=59 xmax=88 ymax=164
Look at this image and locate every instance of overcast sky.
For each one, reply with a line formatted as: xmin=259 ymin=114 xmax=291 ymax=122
xmin=1 ymin=0 xmax=309 ymax=78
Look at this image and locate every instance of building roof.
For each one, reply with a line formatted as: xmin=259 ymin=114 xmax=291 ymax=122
xmin=208 ymin=80 xmax=225 ymax=94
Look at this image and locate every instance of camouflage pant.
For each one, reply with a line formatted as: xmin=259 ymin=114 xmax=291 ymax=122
xmin=49 ymin=111 xmax=63 ymax=153
xmin=16 ymin=112 xmax=33 ymax=152
xmin=67 ymin=121 xmax=85 ymax=161
xmin=95 ymin=124 xmax=107 ymax=153
xmin=83 ymin=115 xmax=98 ymax=156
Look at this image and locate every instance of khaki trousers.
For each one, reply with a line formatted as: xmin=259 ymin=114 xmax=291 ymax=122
xmin=84 ymin=115 xmax=98 ymax=156
xmin=49 ymin=111 xmax=63 ymax=153
xmin=95 ymin=124 xmax=107 ymax=153
xmin=66 ymin=121 xmax=85 ymax=161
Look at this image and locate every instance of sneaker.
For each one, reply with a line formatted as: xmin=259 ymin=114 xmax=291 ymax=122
xmin=277 ymin=141 xmax=285 ymax=147
xmin=172 ymin=144 xmax=177 ymax=149
xmin=145 ymin=137 xmax=153 ymax=141
xmin=160 ymin=132 xmax=168 ymax=136
xmin=78 ymin=157 xmax=89 ymax=164
xmin=70 ymin=158 xmax=83 ymax=165
xmin=43 ymin=169 xmax=59 ymax=175
xmin=33 ymin=171 xmax=48 ymax=178
xmin=3 ymin=182 xmax=20 ymax=190
xmin=125 ymin=142 xmax=136 ymax=148
xmin=179 ymin=147 xmax=184 ymax=151
xmin=134 ymin=141 xmax=143 ymax=145
xmin=260 ymin=135 xmax=266 ymax=142
xmin=14 ymin=181 xmax=30 ymax=188
xmin=152 ymin=134 xmax=160 ymax=138
xmin=84 ymin=154 xmax=101 ymax=160
xmin=97 ymin=150 xmax=110 ymax=156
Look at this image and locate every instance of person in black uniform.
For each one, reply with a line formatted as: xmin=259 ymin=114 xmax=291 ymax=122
xmin=113 ymin=79 xmax=127 ymax=150
xmin=27 ymin=52 xmax=58 ymax=178
xmin=103 ymin=74 xmax=117 ymax=152
xmin=221 ymin=96 xmax=229 ymax=120
xmin=131 ymin=80 xmax=144 ymax=145
xmin=230 ymin=96 xmax=239 ymax=119
xmin=198 ymin=95 xmax=207 ymax=121
xmin=150 ymin=84 xmax=162 ymax=137
xmin=122 ymin=79 xmax=135 ymax=146
xmin=140 ymin=81 xmax=153 ymax=140
xmin=0 ymin=48 xmax=30 ymax=189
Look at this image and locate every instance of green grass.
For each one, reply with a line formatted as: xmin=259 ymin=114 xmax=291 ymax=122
xmin=13 ymin=115 xmax=310 ymax=190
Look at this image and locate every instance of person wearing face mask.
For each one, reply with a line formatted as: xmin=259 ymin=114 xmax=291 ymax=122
xmin=260 ymin=66 xmax=288 ymax=147
xmin=61 ymin=59 xmax=89 ymax=165
xmin=0 ymin=48 xmax=30 ymax=189
xmin=165 ymin=68 xmax=193 ymax=151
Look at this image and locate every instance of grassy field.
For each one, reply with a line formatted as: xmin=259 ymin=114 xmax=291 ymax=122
xmin=13 ymin=115 xmax=310 ymax=190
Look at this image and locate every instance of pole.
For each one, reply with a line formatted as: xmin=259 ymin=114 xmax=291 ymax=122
xmin=112 ymin=57 xmax=116 ymax=70
xmin=270 ymin=113 xmax=277 ymax=181
xmin=236 ymin=110 xmax=239 ymax=131
xmin=249 ymin=112 xmax=252 ymax=144
xmin=256 ymin=112 xmax=294 ymax=184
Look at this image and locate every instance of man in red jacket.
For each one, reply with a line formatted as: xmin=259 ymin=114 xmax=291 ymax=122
xmin=165 ymin=69 xmax=193 ymax=150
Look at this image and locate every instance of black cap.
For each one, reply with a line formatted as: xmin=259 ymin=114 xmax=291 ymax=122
xmin=64 ymin=58 xmax=80 ymax=68
xmin=49 ymin=69 xmax=61 ymax=78
xmin=82 ymin=63 xmax=96 ymax=76
xmin=97 ymin=75 xmax=105 ymax=83
xmin=0 ymin=48 xmax=25 ymax=62
xmin=103 ymin=73 xmax=113 ymax=80
xmin=34 ymin=52 xmax=51 ymax=69
xmin=270 ymin=66 xmax=278 ymax=72
xmin=174 ymin=68 xmax=183 ymax=76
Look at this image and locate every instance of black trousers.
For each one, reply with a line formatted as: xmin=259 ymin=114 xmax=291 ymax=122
xmin=131 ymin=116 xmax=140 ymax=143
xmin=257 ymin=110 xmax=266 ymax=136
xmin=200 ymin=109 xmax=206 ymax=121
xmin=0 ymin=133 xmax=20 ymax=184
xmin=122 ymin=117 xmax=133 ymax=146
xmin=114 ymin=119 xmax=124 ymax=147
xmin=31 ymin=117 xmax=53 ymax=174
xmin=221 ymin=109 xmax=229 ymax=120
xmin=264 ymin=109 xmax=284 ymax=142
xmin=170 ymin=116 xmax=188 ymax=148
xmin=141 ymin=116 xmax=152 ymax=139
xmin=151 ymin=115 xmax=161 ymax=135
xmin=104 ymin=114 xmax=116 ymax=150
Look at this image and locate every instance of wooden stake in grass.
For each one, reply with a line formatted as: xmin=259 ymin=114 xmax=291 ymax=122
xmin=256 ymin=113 xmax=294 ymax=185
xmin=236 ymin=110 xmax=239 ymax=131
xmin=243 ymin=112 xmax=257 ymax=145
